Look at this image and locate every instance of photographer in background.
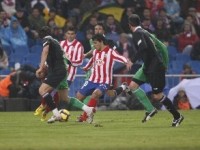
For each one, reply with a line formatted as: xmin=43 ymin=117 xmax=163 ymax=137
xmin=0 ymin=65 xmax=41 ymax=98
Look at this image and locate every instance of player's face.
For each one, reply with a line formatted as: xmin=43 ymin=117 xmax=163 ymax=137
xmin=65 ymin=31 xmax=76 ymax=42
xmin=94 ymin=25 xmax=105 ymax=35
xmin=93 ymin=40 xmax=102 ymax=50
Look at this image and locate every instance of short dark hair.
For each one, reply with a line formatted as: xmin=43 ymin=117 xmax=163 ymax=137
xmin=95 ymin=23 xmax=106 ymax=31
xmin=128 ymin=14 xmax=141 ymax=27
xmin=65 ymin=26 xmax=76 ymax=33
xmin=39 ymin=26 xmax=51 ymax=38
xmin=92 ymin=34 xmax=106 ymax=44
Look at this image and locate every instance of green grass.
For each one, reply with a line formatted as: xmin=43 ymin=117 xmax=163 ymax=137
xmin=0 ymin=110 xmax=200 ymax=150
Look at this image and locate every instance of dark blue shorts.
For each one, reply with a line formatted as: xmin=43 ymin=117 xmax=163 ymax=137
xmin=78 ymin=81 xmax=109 ymax=97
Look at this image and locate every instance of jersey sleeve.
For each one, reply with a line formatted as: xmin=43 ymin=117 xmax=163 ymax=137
xmin=112 ymin=50 xmax=128 ymax=63
xmin=43 ymin=38 xmax=50 ymax=48
xmin=133 ymin=32 xmax=148 ymax=51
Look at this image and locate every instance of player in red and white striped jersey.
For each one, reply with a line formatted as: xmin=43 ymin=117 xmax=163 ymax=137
xmin=83 ymin=43 xmax=128 ymax=85
xmin=60 ymin=26 xmax=84 ymax=86
xmin=76 ymin=34 xmax=132 ymax=122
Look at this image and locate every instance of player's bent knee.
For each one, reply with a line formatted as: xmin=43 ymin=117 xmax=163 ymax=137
xmin=129 ymin=81 xmax=139 ymax=91
xmin=153 ymin=93 xmax=163 ymax=101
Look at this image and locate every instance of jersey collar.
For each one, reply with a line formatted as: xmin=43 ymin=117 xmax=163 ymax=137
xmin=134 ymin=26 xmax=142 ymax=32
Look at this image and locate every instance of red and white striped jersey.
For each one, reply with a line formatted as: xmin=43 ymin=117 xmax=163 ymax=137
xmin=83 ymin=46 xmax=128 ymax=85
xmin=60 ymin=39 xmax=84 ymax=82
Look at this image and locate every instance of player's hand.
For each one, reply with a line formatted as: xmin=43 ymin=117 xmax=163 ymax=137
xmin=126 ymin=59 xmax=133 ymax=71
xmin=81 ymin=67 xmax=87 ymax=72
xmin=36 ymin=68 xmax=46 ymax=79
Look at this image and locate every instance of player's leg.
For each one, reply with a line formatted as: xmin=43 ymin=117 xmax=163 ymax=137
xmin=34 ymin=98 xmax=46 ymax=116
xmin=41 ymin=91 xmax=60 ymax=121
xmin=76 ymin=81 xmax=98 ymax=122
xmin=39 ymin=83 xmax=61 ymax=123
xmin=56 ymin=80 xmax=95 ymax=123
xmin=150 ymin=68 xmax=184 ymax=127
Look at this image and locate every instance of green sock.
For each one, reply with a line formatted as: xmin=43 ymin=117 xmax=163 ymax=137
xmin=132 ymin=88 xmax=154 ymax=112
xmin=83 ymin=96 xmax=90 ymax=105
xmin=69 ymin=97 xmax=84 ymax=109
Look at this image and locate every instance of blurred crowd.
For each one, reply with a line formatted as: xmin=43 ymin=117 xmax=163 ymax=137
xmin=0 ymin=0 xmax=200 ymax=109
xmin=0 ymin=0 xmax=200 ymax=61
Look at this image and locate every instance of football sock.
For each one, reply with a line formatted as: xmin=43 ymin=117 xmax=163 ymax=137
xmin=42 ymin=93 xmax=56 ymax=110
xmin=52 ymin=108 xmax=60 ymax=117
xmin=87 ymin=98 xmax=97 ymax=107
xmin=83 ymin=96 xmax=90 ymax=105
xmin=160 ymin=95 xmax=180 ymax=119
xmin=82 ymin=105 xmax=92 ymax=112
xmin=132 ymin=88 xmax=154 ymax=112
xmin=43 ymin=93 xmax=60 ymax=117
xmin=53 ymin=92 xmax=59 ymax=106
xmin=69 ymin=97 xmax=84 ymax=109
xmin=41 ymin=98 xmax=46 ymax=106
xmin=115 ymin=87 xmax=123 ymax=95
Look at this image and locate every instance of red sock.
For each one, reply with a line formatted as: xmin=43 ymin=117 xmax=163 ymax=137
xmin=87 ymin=98 xmax=97 ymax=107
xmin=53 ymin=92 xmax=59 ymax=106
xmin=79 ymin=98 xmax=97 ymax=122
xmin=41 ymin=98 xmax=46 ymax=106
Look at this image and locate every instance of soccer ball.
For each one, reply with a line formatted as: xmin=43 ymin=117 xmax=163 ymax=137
xmin=59 ymin=109 xmax=70 ymax=122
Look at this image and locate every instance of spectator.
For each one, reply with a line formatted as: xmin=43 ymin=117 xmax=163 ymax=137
xmin=187 ymin=7 xmax=200 ymax=37
xmin=176 ymin=22 xmax=199 ymax=54
xmin=0 ymin=11 xmax=11 ymax=28
xmin=190 ymin=40 xmax=200 ymax=60
xmin=85 ymin=15 xmax=98 ymax=32
xmin=14 ymin=8 xmax=32 ymax=38
xmin=164 ymin=0 xmax=184 ymax=33
xmin=1 ymin=0 xmax=16 ymax=16
xmin=105 ymin=14 xmax=123 ymax=41
xmin=0 ymin=41 xmax=8 ymax=69
xmin=79 ymin=0 xmax=98 ymax=15
xmin=154 ymin=18 xmax=171 ymax=43
xmin=120 ymin=6 xmax=136 ymax=33
xmin=180 ymin=63 xmax=196 ymax=81
xmin=4 ymin=16 xmax=28 ymax=52
xmin=116 ymin=33 xmax=134 ymax=59
xmin=82 ymin=29 xmax=94 ymax=54
xmin=31 ymin=0 xmax=49 ymax=13
xmin=145 ymin=0 xmax=164 ymax=17
xmin=173 ymin=89 xmax=191 ymax=110
xmin=155 ymin=8 xmax=171 ymax=29
xmin=44 ymin=8 xmax=67 ymax=29
xmin=141 ymin=7 xmax=151 ymax=20
xmin=105 ymin=14 xmax=123 ymax=34
xmin=142 ymin=18 xmax=155 ymax=33
xmin=28 ymin=7 xmax=46 ymax=38
xmin=185 ymin=14 xmax=198 ymax=35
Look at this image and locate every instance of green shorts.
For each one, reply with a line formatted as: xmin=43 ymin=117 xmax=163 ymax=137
xmin=133 ymin=65 xmax=147 ymax=83
xmin=56 ymin=77 xmax=68 ymax=90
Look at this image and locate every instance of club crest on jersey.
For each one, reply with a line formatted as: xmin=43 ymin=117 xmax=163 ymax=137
xmin=95 ymin=59 xmax=104 ymax=66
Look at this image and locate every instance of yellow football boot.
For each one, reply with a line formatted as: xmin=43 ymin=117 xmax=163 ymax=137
xmin=34 ymin=104 xmax=46 ymax=116
xmin=40 ymin=111 xmax=48 ymax=122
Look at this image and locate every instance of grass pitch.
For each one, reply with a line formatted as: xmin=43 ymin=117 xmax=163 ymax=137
xmin=0 ymin=110 xmax=199 ymax=150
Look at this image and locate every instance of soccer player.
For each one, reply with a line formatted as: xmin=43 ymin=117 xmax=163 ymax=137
xmin=76 ymin=34 xmax=132 ymax=122
xmin=76 ymin=23 xmax=119 ymax=121
xmin=36 ymin=26 xmax=94 ymax=123
xmin=116 ymin=14 xmax=184 ymax=127
xmin=60 ymin=26 xmax=84 ymax=86
xmin=34 ymin=27 xmax=84 ymax=120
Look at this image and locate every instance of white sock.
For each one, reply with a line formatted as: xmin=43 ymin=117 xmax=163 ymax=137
xmin=52 ymin=108 xmax=60 ymax=117
xmin=82 ymin=105 xmax=92 ymax=113
xmin=121 ymin=84 xmax=126 ymax=90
